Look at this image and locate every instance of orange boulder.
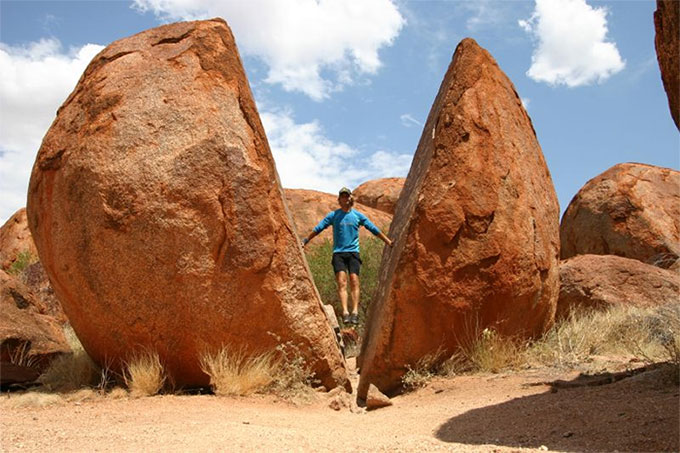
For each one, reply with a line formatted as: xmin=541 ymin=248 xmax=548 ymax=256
xmin=284 ymin=188 xmax=392 ymax=244
xmin=0 ymin=208 xmax=38 ymax=271
xmin=560 ymin=163 xmax=680 ymax=268
xmin=358 ymin=38 xmax=560 ymax=397
xmin=27 ymin=20 xmax=348 ymax=390
xmin=352 ymin=178 xmax=405 ymax=215
xmin=557 ymin=254 xmax=680 ymax=319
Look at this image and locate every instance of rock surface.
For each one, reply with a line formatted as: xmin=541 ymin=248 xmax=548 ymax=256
xmin=352 ymin=178 xmax=405 ymax=215
xmin=284 ymin=189 xmax=392 ymax=244
xmin=20 ymin=262 xmax=66 ymax=324
xmin=654 ymin=0 xmax=680 ymax=129
xmin=0 ymin=208 xmax=38 ymax=271
xmin=560 ymin=163 xmax=680 ymax=267
xmin=557 ymin=254 xmax=680 ymax=319
xmin=26 ymin=20 xmax=348 ymax=390
xmin=358 ymin=38 xmax=560 ymax=398
xmin=0 ymin=270 xmax=70 ymax=385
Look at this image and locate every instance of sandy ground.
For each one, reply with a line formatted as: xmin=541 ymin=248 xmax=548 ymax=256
xmin=1 ymin=358 xmax=678 ymax=453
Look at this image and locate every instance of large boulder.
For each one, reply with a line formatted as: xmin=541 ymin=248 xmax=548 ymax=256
xmin=557 ymin=254 xmax=680 ymax=319
xmin=654 ymin=0 xmax=679 ymax=129
xmin=560 ymin=163 xmax=680 ymax=268
xmin=20 ymin=262 xmax=66 ymax=324
xmin=352 ymin=178 xmax=405 ymax=215
xmin=0 ymin=270 xmax=70 ymax=386
xmin=358 ymin=38 xmax=560 ymax=397
xmin=284 ymin=189 xmax=392 ymax=244
xmin=26 ymin=19 xmax=349 ymax=390
xmin=0 ymin=208 xmax=38 ymax=272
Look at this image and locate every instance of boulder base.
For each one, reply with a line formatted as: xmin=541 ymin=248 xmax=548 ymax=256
xmin=557 ymin=254 xmax=680 ymax=318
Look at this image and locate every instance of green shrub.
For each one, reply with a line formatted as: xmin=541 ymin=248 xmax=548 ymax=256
xmin=8 ymin=249 xmax=37 ymax=276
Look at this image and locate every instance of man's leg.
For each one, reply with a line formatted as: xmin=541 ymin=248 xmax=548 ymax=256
xmin=349 ymin=273 xmax=360 ymax=316
xmin=335 ymin=271 xmax=349 ymax=317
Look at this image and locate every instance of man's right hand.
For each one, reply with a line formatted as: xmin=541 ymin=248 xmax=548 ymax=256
xmin=302 ymin=237 xmax=309 ymax=247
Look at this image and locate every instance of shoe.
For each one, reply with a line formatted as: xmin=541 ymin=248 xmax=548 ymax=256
xmin=342 ymin=313 xmax=351 ymax=324
xmin=350 ymin=313 xmax=359 ymax=325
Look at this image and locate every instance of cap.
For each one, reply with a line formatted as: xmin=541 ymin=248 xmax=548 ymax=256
xmin=339 ymin=187 xmax=352 ymax=196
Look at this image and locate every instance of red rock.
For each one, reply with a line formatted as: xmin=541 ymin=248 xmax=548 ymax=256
xmin=20 ymin=262 xmax=66 ymax=324
xmin=284 ymin=189 xmax=392 ymax=244
xmin=654 ymin=0 xmax=680 ymax=129
xmin=560 ymin=163 xmax=680 ymax=268
xmin=358 ymin=38 xmax=560 ymax=397
xmin=0 ymin=270 xmax=70 ymax=385
xmin=352 ymin=178 xmax=405 ymax=215
xmin=26 ymin=20 xmax=348 ymax=390
xmin=557 ymin=254 xmax=680 ymax=319
xmin=0 ymin=208 xmax=38 ymax=271
xmin=365 ymin=383 xmax=392 ymax=410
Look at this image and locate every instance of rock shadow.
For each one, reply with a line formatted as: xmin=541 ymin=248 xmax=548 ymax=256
xmin=435 ymin=365 xmax=679 ymax=452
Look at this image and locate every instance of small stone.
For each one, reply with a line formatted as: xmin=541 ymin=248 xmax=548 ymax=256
xmin=366 ymin=384 xmax=392 ymax=410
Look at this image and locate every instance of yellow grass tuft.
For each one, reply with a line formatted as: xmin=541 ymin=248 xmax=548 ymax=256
xmin=123 ymin=351 xmax=166 ymax=397
xmin=200 ymin=347 xmax=278 ymax=396
xmin=4 ymin=392 xmax=63 ymax=409
xmin=444 ymin=328 xmax=524 ymax=375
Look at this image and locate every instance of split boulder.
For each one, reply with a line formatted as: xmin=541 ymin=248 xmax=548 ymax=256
xmin=27 ymin=19 xmax=348 ymax=390
xmin=557 ymin=254 xmax=680 ymax=319
xmin=654 ymin=0 xmax=679 ymax=129
xmin=560 ymin=163 xmax=680 ymax=268
xmin=358 ymin=38 xmax=560 ymax=397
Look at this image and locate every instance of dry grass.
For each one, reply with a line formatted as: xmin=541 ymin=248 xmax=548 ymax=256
xmin=123 ymin=350 xmax=166 ymax=397
xmin=444 ymin=328 xmax=524 ymax=375
xmin=525 ymin=304 xmax=680 ymax=369
xmin=400 ymin=303 xmax=680 ymax=391
xmin=201 ymin=337 xmax=318 ymax=401
xmin=200 ymin=347 xmax=278 ymax=396
xmin=6 ymin=341 xmax=39 ymax=368
xmin=38 ymin=326 xmax=100 ymax=391
xmin=3 ymin=392 xmax=64 ymax=409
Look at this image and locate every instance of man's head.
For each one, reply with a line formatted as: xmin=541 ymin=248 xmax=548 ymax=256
xmin=338 ymin=187 xmax=353 ymax=210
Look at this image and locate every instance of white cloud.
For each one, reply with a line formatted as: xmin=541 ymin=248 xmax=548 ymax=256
xmin=521 ymin=97 xmax=531 ymax=109
xmin=132 ymin=0 xmax=405 ymax=101
xmin=519 ymin=0 xmax=625 ymax=87
xmin=261 ymin=109 xmax=411 ymax=192
xmin=0 ymin=39 xmax=104 ymax=223
xmin=400 ymin=113 xmax=421 ymax=128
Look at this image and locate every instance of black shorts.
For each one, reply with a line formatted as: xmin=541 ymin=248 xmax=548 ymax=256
xmin=332 ymin=252 xmax=362 ymax=275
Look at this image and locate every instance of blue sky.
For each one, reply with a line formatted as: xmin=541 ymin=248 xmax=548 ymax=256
xmin=1 ymin=0 xmax=678 ymax=225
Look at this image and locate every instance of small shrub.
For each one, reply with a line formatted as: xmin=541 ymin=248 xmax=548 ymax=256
xmin=401 ymin=348 xmax=444 ymax=390
xmin=6 ymin=340 xmax=39 ymax=368
xmin=7 ymin=250 xmax=37 ymax=276
xmin=269 ymin=337 xmax=318 ymax=399
xmin=200 ymin=347 xmax=278 ymax=396
xmin=123 ymin=350 xmax=166 ymax=397
xmin=38 ymin=326 xmax=100 ymax=391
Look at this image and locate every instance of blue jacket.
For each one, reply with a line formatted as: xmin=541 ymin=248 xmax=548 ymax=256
xmin=313 ymin=209 xmax=380 ymax=253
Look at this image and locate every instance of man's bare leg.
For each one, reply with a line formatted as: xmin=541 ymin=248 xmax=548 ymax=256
xmin=336 ymin=271 xmax=349 ymax=317
xmin=349 ymin=273 xmax=360 ymax=315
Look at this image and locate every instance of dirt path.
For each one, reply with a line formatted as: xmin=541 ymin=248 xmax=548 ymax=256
xmin=1 ymin=360 xmax=677 ymax=452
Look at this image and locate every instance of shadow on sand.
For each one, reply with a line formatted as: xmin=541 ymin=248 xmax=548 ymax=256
xmin=434 ymin=364 xmax=679 ymax=452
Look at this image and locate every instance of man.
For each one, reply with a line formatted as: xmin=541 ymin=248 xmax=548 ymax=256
xmin=302 ymin=187 xmax=393 ymax=325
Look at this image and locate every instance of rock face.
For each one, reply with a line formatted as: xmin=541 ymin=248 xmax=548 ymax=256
xmin=0 ymin=270 xmax=70 ymax=385
xmin=557 ymin=254 xmax=680 ymax=319
xmin=654 ymin=0 xmax=679 ymax=129
xmin=284 ymin=189 xmax=392 ymax=244
xmin=0 ymin=208 xmax=38 ymax=271
xmin=27 ymin=20 xmax=348 ymax=390
xmin=358 ymin=39 xmax=560 ymax=397
xmin=560 ymin=163 xmax=680 ymax=268
xmin=352 ymin=178 xmax=405 ymax=215
xmin=21 ymin=262 xmax=66 ymax=324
